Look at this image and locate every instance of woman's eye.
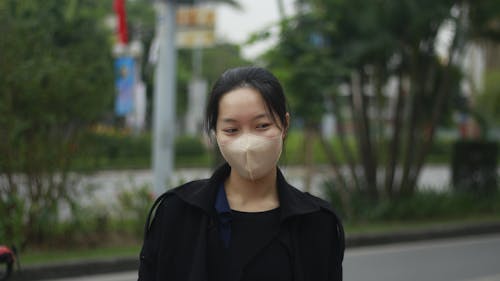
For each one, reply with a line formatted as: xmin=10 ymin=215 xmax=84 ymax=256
xmin=257 ymin=123 xmax=271 ymax=129
xmin=223 ymin=128 xmax=238 ymax=134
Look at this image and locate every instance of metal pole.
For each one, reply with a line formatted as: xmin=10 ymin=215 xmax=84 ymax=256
xmin=192 ymin=47 xmax=202 ymax=79
xmin=192 ymin=0 xmax=202 ymax=79
xmin=153 ymin=0 xmax=177 ymax=196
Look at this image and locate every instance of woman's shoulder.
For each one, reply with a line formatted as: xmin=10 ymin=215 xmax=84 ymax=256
xmin=155 ymin=179 xmax=210 ymax=210
xmin=152 ymin=178 xmax=218 ymax=218
xmin=297 ymin=192 xmax=345 ymax=257
xmin=146 ymin=180 xmax=210 ymax=232
xmin=293 ymin=189 xmax=340 ymax=217
xmin=298 ymin=191 xmax=343 ymax=227
xmin=303 ymin=191 xmax=335 ymax=211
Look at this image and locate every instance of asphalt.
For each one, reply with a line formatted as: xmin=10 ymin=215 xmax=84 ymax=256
xmin=9 ymin=220 xmax=500 ymax=281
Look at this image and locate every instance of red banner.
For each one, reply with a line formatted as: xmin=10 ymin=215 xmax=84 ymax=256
xmin=113 ymin=0 xmax=128 ymax=44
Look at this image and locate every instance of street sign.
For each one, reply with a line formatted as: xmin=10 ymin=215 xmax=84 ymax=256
xmin=176 ymin=6 xmax=215 ymax=27
xmin=176 ymin=6 xmax=215 ymax=48
xmin=177 ymin=30 xmax=215 ymax=48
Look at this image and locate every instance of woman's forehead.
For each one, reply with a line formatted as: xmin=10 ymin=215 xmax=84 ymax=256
xmin=217 ymin=88 xmax=270 ymax=120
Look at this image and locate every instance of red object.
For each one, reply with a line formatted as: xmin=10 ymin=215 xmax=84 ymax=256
xmin=0 ymin=246 xmax=13 ymax=257
xmin=0 ymin=245 xmax=15 ymax=263
xmin=0 ymin=245 xmax=15 ymax=281
xmin=113 ymin=0 xmax=129 ymax=44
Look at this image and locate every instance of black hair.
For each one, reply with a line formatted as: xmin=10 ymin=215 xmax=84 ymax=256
xmin=204 ymin=66 xmax=288 ymax=135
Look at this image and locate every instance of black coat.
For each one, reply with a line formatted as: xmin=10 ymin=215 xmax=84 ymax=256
xmin=138 ymin=163 xmax=344 ymax=281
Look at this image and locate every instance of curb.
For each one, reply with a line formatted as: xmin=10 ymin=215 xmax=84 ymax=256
xmin=346 ymin=221 xmax=500 ymax=248
xmin=10 ymin=257 xmax=138 ymax=281
xmin=11 ymin=221 xmax=500 ymax=281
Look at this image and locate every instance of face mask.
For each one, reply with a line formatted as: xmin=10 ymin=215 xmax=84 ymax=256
xmin=217 ymin=133 xmax=283 ymax=181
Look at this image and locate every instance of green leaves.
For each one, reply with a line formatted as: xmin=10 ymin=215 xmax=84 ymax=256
xmin=468 ymin=0 xmax=500 ymax=41
xmin=262 ymin=0 xmax=500 ymax=202
xmin=0 ymin=0 xmax=114 ymax=247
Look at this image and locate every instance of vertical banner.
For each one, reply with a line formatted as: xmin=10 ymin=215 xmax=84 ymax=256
xmin=114 ymin=57 xmax=135 ymax=116
xmin=113 ymin=0 xmax=128 ymax=44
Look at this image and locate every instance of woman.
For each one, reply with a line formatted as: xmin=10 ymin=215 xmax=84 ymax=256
xmin=138 ymin=66 xmax=344 ymax=281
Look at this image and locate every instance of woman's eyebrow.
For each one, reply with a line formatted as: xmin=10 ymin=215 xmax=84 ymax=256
xmin=252 ymin=113 xmax=269 ymax=120
xmin=221 ymin=118 xmax=237 ymax=123
xmin=221 ymin=113 xmax=269 ymax=123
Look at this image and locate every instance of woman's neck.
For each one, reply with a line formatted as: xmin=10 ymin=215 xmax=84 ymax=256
xmin=224 ymin=167 xmax=280 ymax=212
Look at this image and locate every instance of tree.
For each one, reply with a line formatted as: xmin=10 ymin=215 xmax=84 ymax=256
xmin=263 ymin=0 xmax=494 ymax=215
xmin=464 ymin=0 xmax=500 ymax=137
xmin=475 ymin=70 xmax=500 ymax=131
xmin=0 ymin=0 xmax=114 ymax=247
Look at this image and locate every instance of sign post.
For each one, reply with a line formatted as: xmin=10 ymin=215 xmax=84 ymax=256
xmin=152 ymin=0 xmax=178 ymax=196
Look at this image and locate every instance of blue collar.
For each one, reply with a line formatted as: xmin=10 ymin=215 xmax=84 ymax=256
xmin=173 ymin=163 xmax=322 ymax=223
xmin=215 ymin=183 xmax=231 ymax=215
xmin=215 ymin=184 xmax=232 ymax=248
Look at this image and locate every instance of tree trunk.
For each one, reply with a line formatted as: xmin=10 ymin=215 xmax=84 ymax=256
xmin=331 ymin=93 xmax=361 ymax=192
xmin=351 ymin=70 xmax=378 ymax=199
xmin=303 ymin=125 xmax=316 ymax=192
xmin=319 ymin=133 xmax=353 ymax=219
xmin=407 ymin=5 xmax=467 ymax=193
xmin=400 ymin=51 xmax=421 ymax=195
xmin=384 ymin=69 xmax=406 ymax=197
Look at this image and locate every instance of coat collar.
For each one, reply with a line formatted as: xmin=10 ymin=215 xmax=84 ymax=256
xmin=172 ymin=163 xmax=321 ymax=222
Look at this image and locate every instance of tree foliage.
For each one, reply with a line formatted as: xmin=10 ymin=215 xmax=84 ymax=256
xmin=0 ymin=0 xmax=114 ymax=247
xmin=476 ymin=70 xmax=500 ymax=127
xmin=264 ymin=0 xmax=500 ymax=214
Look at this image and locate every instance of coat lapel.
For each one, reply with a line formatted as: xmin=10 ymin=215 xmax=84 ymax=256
xmin=173 ymin=163 xmax=321 ymax=220
xmin=171 ymin=163 xmax=326 ymax=281
xmin=186 ymin=215 xmax=211 ymax=281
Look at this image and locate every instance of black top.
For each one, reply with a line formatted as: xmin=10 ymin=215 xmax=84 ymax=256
xmin=138 ymin=163 xmax=344 ymax=281
xmin=207 ymin=207 xmax=293 ymax=281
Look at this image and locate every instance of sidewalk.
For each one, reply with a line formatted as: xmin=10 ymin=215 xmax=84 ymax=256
xmin=10 ymin=220 xmax=500 ymax=281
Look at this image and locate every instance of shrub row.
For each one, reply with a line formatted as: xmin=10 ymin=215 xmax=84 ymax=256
xmin=73 ymin=132 xmax=211 ymax=170
xmin=71 ymin=130 xmax=463 ymax=171
xmin=18 ymin=184 xmax=500 ymax=250
xmin=325 ymin=184 xmax=500 ymax=223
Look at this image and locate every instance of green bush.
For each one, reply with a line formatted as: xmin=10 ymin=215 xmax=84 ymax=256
xmin=0 ymin=194 xmax=25 ymax=248
xmin=23 ymin=184 xmax=155 ymax=250
xmin=282 ymin=130 xmax=455 ymax=166
xmin=452 ymin=140 xmax=498 ymax=194
xmin=73 ymin=132 xmax=211 ymax=170
xmin=175 ymin=136 xmax=205 ymax=157
xmin=116 ymin=184 xmax=154 ymax=237
xmin=70 ymin=129 xmax=471 ymax=170
xmin=281 ymin=131 xmax=354 ymax=165
xmin=325 ymin=180 xmax=500 ymax=223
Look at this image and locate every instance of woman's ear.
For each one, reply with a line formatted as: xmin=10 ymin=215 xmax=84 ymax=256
xmin=210 ymin=130 xmax=218 ymax=144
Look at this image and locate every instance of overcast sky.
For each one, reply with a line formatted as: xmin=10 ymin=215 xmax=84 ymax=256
xmin=214 ymin=0 xmax=296 ymax=59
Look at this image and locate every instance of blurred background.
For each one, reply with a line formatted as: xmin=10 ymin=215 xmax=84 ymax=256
xmin=0 ymin=0 xmax=499 ymax=280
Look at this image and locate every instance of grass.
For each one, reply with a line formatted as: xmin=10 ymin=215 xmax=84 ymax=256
xmin=21 ymin=245 xmax=141 ymax=266
xmin=345 ymin=214 xmax=500 ymax=235
xmin=18 ymin=214 xmax=500 ymax=266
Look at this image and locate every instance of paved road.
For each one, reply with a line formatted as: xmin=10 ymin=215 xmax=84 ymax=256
xmin=344 ymin=234 xmax=500 ymax=281
xmin=48 ymin=234 xmax=500 ymax=281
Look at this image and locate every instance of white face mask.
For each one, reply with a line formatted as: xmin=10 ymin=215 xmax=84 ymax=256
xmin=217 ymin=133 xmax=283 ymax=181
